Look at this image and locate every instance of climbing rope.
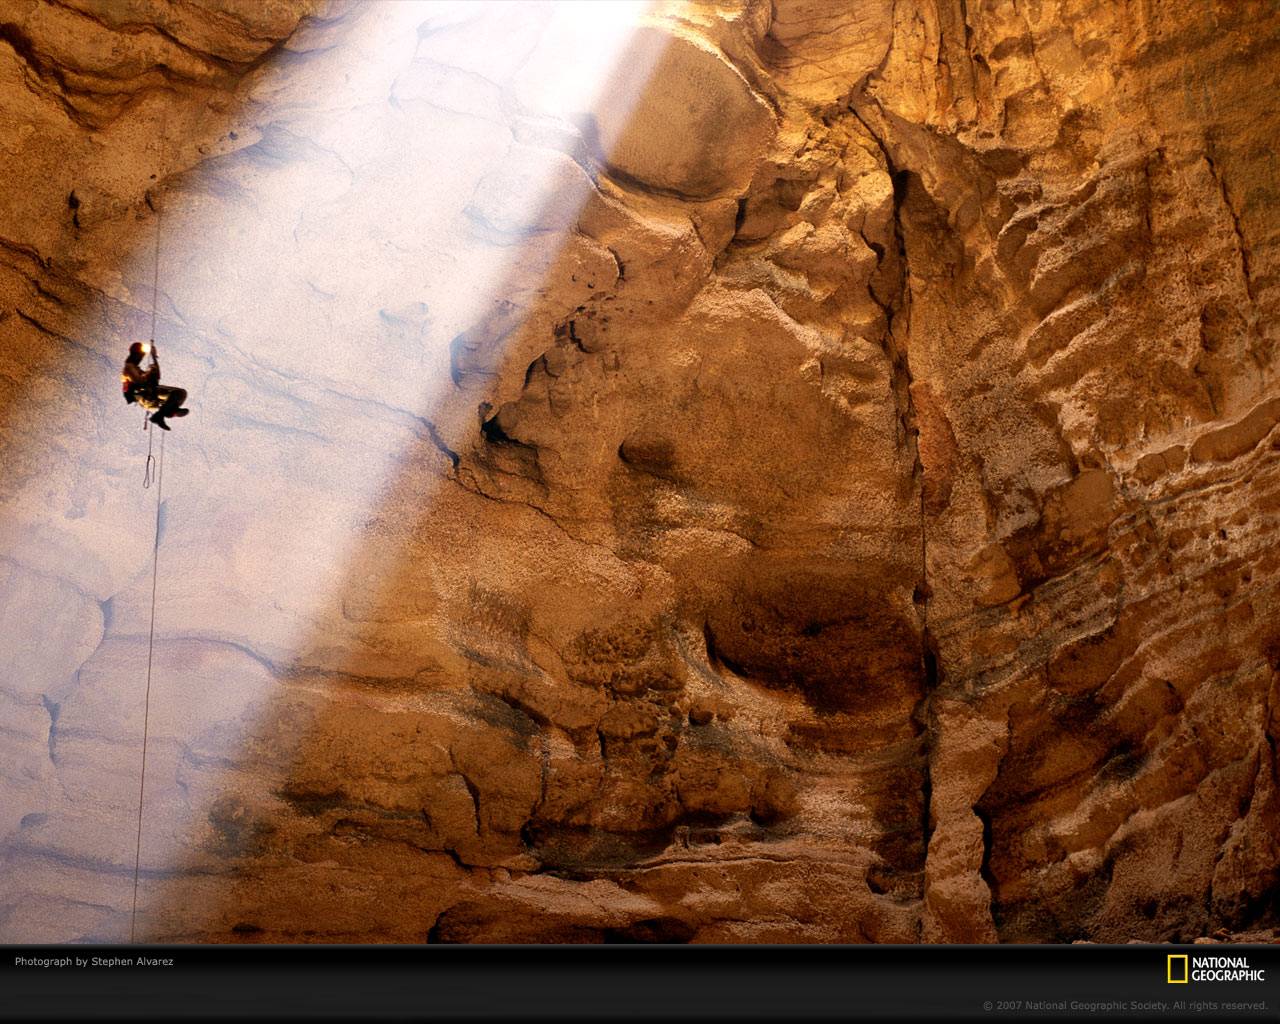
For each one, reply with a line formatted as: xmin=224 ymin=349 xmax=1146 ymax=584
xmin=142 ymin=418 xmax=156 ymax=489
xmin=146 ymin=111 xmax=164 ymax=348
xmin=130 ymin=426 xmax=164 ymax=943
xmin=130 ymin=117 xmax=168 ymax=943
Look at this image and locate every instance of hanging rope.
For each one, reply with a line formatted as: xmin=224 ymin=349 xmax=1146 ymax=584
xmin=142 ymin=418 xmax=156 ymax=489
xmin=146 ymin=109 xmax=165 ymax=348
xmin=147 ymin=189 xmax=162 ymax=345
xmin=131 ymin=114 xmax=168 ymax=943
xmin=130 ymin=428 xmax=164 ymax=943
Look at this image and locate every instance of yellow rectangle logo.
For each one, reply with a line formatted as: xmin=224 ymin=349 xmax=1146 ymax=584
xmin=1168 ymin=954 xmax=1189 ymax=984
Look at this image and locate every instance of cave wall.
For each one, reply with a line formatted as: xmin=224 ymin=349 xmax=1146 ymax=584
xmin=0 ymin=0 xmax=1276 ymax=943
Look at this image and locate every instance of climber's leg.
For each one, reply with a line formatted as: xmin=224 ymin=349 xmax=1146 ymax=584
xmin=156 ymin=385 xmax=188 ymax=417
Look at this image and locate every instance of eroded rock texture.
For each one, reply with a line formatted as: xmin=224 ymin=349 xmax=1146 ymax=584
xmin=0 ymin=0 xmax=1277 ymax=943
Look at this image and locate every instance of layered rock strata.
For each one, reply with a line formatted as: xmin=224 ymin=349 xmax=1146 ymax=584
xmin=0 ymin=0 xmax=1276 ymax=943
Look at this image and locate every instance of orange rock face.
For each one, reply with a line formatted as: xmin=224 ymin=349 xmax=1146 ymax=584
xmin=0 ymin=0 xmax=1276 ymax=943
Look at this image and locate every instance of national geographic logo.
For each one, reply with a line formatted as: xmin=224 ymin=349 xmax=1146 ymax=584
xmin=1167 ymin=954 xmax=1267 ymax=984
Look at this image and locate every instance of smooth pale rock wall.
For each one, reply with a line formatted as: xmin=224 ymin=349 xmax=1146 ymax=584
xmin=0 ymin=0 xmax=1276 ymax=944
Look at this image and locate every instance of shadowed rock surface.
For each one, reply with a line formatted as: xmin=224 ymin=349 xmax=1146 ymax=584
xmin=0 ymin=0 xmax=1277 ymax=943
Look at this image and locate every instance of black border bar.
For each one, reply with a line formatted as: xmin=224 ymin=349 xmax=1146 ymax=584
xmin=3 ymin=943 xmax=1277 ymax=1021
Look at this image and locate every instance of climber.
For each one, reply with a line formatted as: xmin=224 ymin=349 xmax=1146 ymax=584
xmin=121 ymin=341 xmax=189 ymax=430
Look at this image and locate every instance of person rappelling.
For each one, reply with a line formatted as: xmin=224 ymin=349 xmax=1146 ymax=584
xmin=121 ymin=341 xmax=189 ymax=430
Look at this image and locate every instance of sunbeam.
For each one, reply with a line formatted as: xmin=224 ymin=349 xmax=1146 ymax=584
xmin=1 ymin=0 xmax=664 ymax=942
